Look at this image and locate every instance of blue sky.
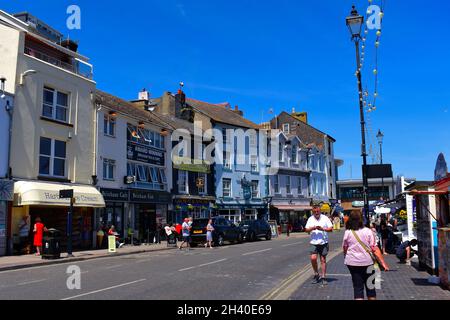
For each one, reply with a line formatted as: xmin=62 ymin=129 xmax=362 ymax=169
xmin=2 ymin=0 xmax=449 ymax=181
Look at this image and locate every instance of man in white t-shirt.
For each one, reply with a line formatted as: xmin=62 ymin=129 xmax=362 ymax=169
xmin=305 ymin=205 xmax=333 ymax=285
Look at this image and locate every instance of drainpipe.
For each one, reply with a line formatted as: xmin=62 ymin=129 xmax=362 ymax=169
xmin=5 ymin=96 xmax=14 ymax=256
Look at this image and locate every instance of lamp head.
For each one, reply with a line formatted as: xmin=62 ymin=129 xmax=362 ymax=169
xmin=376 ymin=129 xmax=384 ymax=144
xmin=346 ymin=5 xmax=364 ymax=39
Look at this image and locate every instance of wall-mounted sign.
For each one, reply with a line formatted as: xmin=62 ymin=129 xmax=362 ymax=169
xmin=123 ymin=176 xmax=136 ymax=185
xmin=100 ymin=188 xmax=130 ymax=202
xmin=127 ymin=142 xmax=165 ymax=166
xmin=129 ymin=190 xmax=171 ymax=203
xmin=196 ymin=177 xmax=205 ymax=188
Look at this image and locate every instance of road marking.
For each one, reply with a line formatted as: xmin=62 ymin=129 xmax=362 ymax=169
xmin=326 ymin=273 xmax=351 ymax=277
xmin=135 ymin=259 xmax=152 ymax=264
xmin=242 ymin=248 xmax=272 ymax=256
xmin=18 ymin=279 xmax=48 ymax=286
xmin=61 ymin=279 xmax=147 ymax=300
xmin=260 ymin=248 xmax=342 ymax=300
xmin=178 ymin=259 xmax=227 ymax=272
xmin=104 ymin=264 xmax=123 ymax=270
xmin=282 ymin=241 xmax=304 ymax=247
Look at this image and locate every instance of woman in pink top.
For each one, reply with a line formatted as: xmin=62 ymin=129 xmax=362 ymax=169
xmin=343 ymin=211 xmax=389 ymax=300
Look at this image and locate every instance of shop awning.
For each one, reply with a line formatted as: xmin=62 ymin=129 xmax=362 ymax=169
xmin=273 ymin=205 xmax=312 ymax=212
xmin=14 ymin=181 xmax=105 ymax=208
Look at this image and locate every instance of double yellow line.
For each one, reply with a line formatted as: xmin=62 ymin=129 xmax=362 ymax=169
xmin=259 ymin=248 xmax=342 ymax=300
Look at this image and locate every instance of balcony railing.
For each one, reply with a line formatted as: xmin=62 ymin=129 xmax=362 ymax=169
xmin=24 ymin=47 xmax=93 ymax=80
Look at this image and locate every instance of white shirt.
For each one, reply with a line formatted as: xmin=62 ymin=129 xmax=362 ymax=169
xmin=305 ymin=214 xmax=333 ymax=245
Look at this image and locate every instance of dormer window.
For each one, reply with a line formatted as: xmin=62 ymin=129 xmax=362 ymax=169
xmin=283 ymin=123 xmax=290 ymax=135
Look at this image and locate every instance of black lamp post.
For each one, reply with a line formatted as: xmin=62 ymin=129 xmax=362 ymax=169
xmin=377 ymin=129 xmax=385 ymax=199
xmin=346 ymin=6 xmax=370 ymax=224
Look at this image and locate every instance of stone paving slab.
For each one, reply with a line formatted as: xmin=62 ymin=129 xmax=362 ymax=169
xmin=290 ymin=254 xmax=450 ymax=300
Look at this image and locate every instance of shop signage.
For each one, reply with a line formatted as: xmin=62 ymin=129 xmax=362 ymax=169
xmin=108 ymin=236 xmax=116 ymax=253
xmin=352 ymin=200 xmax=378 ymax=207
xmin=59 ymin=189 xmax=74 ymax=199
xmin=100 ymin=188 xmax=130 ymax=202
xmin=130 ymin=190 xmax=171 ymax=203
xmin=127 ymin=142 xmax=165 ymax=166
xmin=174 ymin=198 xmax=212 ymax=206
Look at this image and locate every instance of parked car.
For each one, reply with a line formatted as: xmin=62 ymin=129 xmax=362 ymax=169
xmin=239 ymin=219 xmax=272 ymax=242
xmin=190 ymin=217 xmax=243 ymax=246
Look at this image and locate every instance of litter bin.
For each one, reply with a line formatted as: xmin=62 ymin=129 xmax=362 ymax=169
xmin=42 ymin=228 xmax=61 ymax=260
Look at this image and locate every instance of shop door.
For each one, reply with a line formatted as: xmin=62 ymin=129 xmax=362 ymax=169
xmin=138 ymin=205 xmax=156 ymax=243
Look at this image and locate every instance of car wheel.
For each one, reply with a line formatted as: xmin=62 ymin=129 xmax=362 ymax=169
xmin=216 ymin=234 xmax=225 ymax=247
xmin=250 ymin=232 xmax=256 ymax=242
xmin=237 ymin=233 xmax=243 ymax=244
xmin=190 ymin=243 xmax=198 ymax=248
xmin=266 ymin=231 xmax=272 ymax=241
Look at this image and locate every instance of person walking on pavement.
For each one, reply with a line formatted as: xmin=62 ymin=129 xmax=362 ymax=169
xmin=33 ymin=217 xmax=48 ymax=256
xmin=179 ymin=218 xmax=191 ymax=251
xmin=304 ymin=205 xmax=333 ymax=286
xmin=343 ymin=211 xmax=389 ymax=300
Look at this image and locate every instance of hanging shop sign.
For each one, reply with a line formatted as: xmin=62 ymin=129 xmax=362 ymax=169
xmin=127 ymin=142 xmax=165 ymax=166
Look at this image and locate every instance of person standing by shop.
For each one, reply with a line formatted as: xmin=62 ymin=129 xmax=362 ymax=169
xmin=18 ymin=216 xmax=30 ymax=254
xmin=343 ymin=211 xmax=389 ymax=300
xmin=304 ymin=205 xmax=333 ymax=286
xmin=33 ymin=217 xmax=47 ymax=256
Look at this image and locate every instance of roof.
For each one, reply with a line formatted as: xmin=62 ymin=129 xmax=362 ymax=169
xmin=187 ymin=98 xmax=260 ymax=130
xmin=95 ymin=90 xmax=172 ymax=130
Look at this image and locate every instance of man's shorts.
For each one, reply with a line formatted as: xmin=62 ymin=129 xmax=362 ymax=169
xmin=310 ymin=243 xmax=329 ymax=257
xmin=182 ymin=236 xmax=191 ymax=243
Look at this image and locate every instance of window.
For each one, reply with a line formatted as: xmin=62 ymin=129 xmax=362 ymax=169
xmin=249 ymin=133 xmax=257 ymax=147
xmin=104 ymin=115 xmax=116 ymax=137
xmin=283 ymin=123 xmax=290 ymax=135
xmin=178 ymin=170 xmax=188 ymax=193
xmin=39 ymin=137 xmax=66 ymax=177
xmin=224 ymin=151 xmax=231 ymax=170
xmin=251 ymin=180 xmax=259 ymax=198
xmin=286 ymin=176 xmax=291 ymax=194
xmin=42 ymin=87 xmax=69 ymax=122
xmin=127 ymin=123 xmax=164 ymax=149
xmin=250 ymin=155 xmax=258 ymax=172
xmin=291 ymin=146 xmax=297 ymax=164
xmin=127 ymin=163 xmax=136 ymax=177
xmin=137 ymin=165 xmax=147 ymax=182
xmin=159 ymin=169 xmax=167 ymax=184
xmin=223 ymin=179 xmax=232 ymax=197
xmin=298 ymin=177 xmax=303 ymax=195
xmin=127 ymin=124 xmax=140 ymax=143
xmin=279 ymin=144 xmax=284 ymax=162
xmin=274 ymin=175 xmax=280 ymax=194
xmin=198 ymin=173 xmax=207 ymax=194
xmin=103 ymin=159 xmax=115 ymax=180
xmin=222 ymin=128 xmax=227 ymax=144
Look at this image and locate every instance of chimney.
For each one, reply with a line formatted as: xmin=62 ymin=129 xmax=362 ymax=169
xmin=139 ymin=88 xmax=150 ymax=101
xmin=232 ymin=105 xmax=244 ymax=117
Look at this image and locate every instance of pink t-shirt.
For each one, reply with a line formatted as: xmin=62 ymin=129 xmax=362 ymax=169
xmin=343 ymin=228 xmax=376 ymax=267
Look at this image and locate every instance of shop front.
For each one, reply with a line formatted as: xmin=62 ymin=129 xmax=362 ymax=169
xmin=98 ymin=188 xmax=130 ymax=245
xmin=217 ymin=202 xmax=268 ymax=224
xmin=270 ymin=200 xmax=312 ymax=231
xmin=172 ymin=196 xmax=215 ymax=223
xmin=129 ymin=189 xmax=170 ymax=244
xmin=12 ymin=181 xmax=105 ymax=254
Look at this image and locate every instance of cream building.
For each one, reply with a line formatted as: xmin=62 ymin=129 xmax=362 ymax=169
xmin=0 ymin=11 xmax=104 ymax=254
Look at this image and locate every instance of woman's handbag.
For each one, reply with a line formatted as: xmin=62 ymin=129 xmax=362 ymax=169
xmin=351 ymin=230 xmax=386 ymax=271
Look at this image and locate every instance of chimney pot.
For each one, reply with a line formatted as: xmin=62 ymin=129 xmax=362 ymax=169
xmin=139 ymin=88 xmax=150 ymax=101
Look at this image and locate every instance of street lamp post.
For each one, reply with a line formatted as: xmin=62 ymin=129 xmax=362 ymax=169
xmin=377 ymin=129 xmax=385 ymax=199
xmin=346 ymin=6 xmax=370 ymax=225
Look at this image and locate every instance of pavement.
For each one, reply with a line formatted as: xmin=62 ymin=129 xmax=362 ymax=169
xmin=290 ymin=250 xmax=450 ymax=300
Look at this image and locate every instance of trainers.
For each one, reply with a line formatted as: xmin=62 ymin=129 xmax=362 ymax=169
xmin=119 ymin=243 xmax=125 ymax=248
xmin=321 ymin=278 xmax=328 ymax=286
xmin=311 ymin=274 xmax=321 ymax=284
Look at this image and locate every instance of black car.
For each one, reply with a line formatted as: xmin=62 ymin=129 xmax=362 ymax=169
xmin=190 ymin=217 xmax=243 ymax=246
xmin=239 ymin=219 xmax=272 ymax=242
